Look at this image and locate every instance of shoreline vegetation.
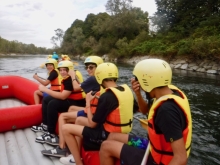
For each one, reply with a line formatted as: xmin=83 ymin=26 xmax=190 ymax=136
xmin=1 ymin=1 xmax=220 ymax=75
xmin=74 ymin=54 xmax=220 ymax=75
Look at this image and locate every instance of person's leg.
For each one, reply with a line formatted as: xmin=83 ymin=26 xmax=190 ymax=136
xmin=47 ymin=99 xmax=72 ymax=134
xmin=62 ymin=124 xmax=84 ymax=165
xmin=68 ymin=105 xmax=85 ymax=112
xmin=58 ymin=111 xmax=78 ymax=149
xmin=100 ymin=134 xmax=147 ymax=165
xmin=100 ymin=140 xmax=124 ymax=165
xmin=42 ymin=95 xmax=54 ymax=126
xmin=74 ymin=117 xmax=89 ymax=152
xmin=34 ymin=90 xmax=43 ymax=104
xmin=107 ymin=132 xmax=129 ymax=143
xmin=99 ymin=133 xmax=129 ymax=165
xmin=31 ymin=95 xmax=54 ymax=133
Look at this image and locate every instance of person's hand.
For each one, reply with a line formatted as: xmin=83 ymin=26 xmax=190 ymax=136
xmin=33 ymin=73 xmax=38 ymax=80
xmin=131 ymin=77 xmax=141 ymax=95
xmin=86 ymin=91 xmax=95 ymax=104
xmin=38 ymin=84 xmax=46 ymax=92
xmin=68 ymin=69 xmax=75 ymax=77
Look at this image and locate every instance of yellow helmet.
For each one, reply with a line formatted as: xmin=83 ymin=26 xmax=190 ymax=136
xmin=61 ymin=54 xmax=71 ymax=61
xmin=47 ymin=55 xmax=53 ymax=59
xmin=133 ymin=59 xmax=172 ymax=92
xmin=84 ymin=56 xmax=104 ymax=66
xmin=95 ymin=63 xmax=118 ymax=84
xmin=45 ymin=58 xmax=58 ymax=69
xmin=57 ymin=60 xmax=74 ymax=70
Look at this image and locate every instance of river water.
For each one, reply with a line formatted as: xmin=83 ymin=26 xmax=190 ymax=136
xmin=0 ymin=54 xmax=220 ymax=165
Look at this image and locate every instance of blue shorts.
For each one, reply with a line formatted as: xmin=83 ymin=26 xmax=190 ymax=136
xmin=77 ymin=110 xmax=87 ymax=117
xmin=43 ymin=92 xmax=49 ymax=97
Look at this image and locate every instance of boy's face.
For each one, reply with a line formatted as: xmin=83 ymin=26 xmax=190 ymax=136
xmin=46 ymin=63 xmax=54 ymax=71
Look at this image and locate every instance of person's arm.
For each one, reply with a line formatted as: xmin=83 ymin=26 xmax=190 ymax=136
xmin=33 ymin=74 xmax=50 ymax=86
xmin=85 ymin=92 xmax=97 ymax=128
xmin=131 ymin=78 xmax=149 ymax=114
xmin=39 ymin=84 xmax=71 ymax=100
xmin=169 ymin=138 xmax=187 ymax=165
xmin=68 ymin=69 xmax=82 ymax=91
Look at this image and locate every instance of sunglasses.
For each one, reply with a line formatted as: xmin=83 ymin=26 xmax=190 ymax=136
xmin=85 ymin=65 xmax=95 ymax=70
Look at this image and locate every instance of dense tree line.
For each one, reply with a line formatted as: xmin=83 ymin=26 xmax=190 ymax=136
xmin=0 ymin=36 xmax=50 ymax=55
xmin=2 ymin=0 xmax=220 ymax=60
xmin=60 ymin=0 xmax=220 ymax=60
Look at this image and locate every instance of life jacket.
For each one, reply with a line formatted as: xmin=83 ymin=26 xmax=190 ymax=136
xmin=49 ymin=69 xmax=62 ymax=91
xmin=147 ymin=85 xmax=192 ymax=165
xmin=84 ymin=91 xmax=100 ymax=114
xmin=103 ymin=84 xmax=134 ymax=133
xmin=61 ymin=70 xmax=86 ymax=100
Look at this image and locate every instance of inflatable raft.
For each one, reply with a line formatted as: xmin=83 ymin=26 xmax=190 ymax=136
xmin=0 ymin=75 xmax=120 ymax=165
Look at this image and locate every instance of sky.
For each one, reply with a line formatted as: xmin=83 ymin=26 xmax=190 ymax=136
xmin=0 ymin=0 xmax=157 ymax=49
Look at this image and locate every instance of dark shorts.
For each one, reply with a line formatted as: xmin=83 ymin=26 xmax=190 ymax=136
xmin=77 ymin=110 xmax=87 ymax=117
xmin=120 ymin=135 xmax=150 ymax=165
xmin=82 ymin=126 xmax=109 ymax=151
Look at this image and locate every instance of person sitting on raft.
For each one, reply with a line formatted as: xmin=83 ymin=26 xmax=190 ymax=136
xmin=33 ymin=58 xmax=62 ymax=104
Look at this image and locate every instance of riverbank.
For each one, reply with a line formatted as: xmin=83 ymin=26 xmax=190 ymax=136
xmin=74 ymin=54 xmax=220 ymax=75
xmin=1 ymin=53 xmax=219 ymax=75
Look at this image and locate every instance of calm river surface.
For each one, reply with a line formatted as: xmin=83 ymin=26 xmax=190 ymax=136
xmin=0 ymin=54 xmax=220 ymax=165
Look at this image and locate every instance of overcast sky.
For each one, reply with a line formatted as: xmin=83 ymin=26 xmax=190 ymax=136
xmin=0 ymin=0 xmax=156 ymax=49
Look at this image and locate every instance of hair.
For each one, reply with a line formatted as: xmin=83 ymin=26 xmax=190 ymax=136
xmin=85 ymin=62 xmax=97 ymax=67
xmin=58 ymin=67 xmax=69 ymax=72
xmin=103 ymin=78 xmax=117 ymax=82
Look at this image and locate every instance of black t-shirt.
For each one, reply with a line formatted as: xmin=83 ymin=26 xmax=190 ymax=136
xmin=92 ymin=86 xmax=139 ymax=124
xmin=154 ymin=90 xmax=187 ymax=142
xmin=81 ymin=76 xmax=100 ymax=94
xmin=62 ymin=76 xmax=74 ymax=91
xmin=147 ymin=90 xmax=187 ymax=165
xmin=47 ymin=70 xmax=58 ymax=81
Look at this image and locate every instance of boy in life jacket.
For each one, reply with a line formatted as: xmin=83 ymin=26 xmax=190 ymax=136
xmin=99 ymin=59 xmax=192 ymax=165
xmin=40 ymin=56 xmax=104 ymax=157
xmin=59 ymin=63 xmax=139 ymax=165
xmin=33 ymin=58 xmax=61 ymax=104
xmin=31 ymin=60 xmax=86 ymax=143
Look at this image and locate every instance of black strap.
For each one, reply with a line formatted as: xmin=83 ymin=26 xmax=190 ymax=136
xmin=105 ymin=119 xmax=132 ymax=127
xmin=150 ymin=140 xmax=191 ymax=156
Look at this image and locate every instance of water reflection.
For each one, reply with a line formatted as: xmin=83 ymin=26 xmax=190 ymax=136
xmin=1 ymin=54 xmax=220 ymax=165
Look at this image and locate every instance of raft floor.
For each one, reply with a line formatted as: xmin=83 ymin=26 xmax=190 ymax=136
xmin=0 ymin=98 xmax=63 ymax=165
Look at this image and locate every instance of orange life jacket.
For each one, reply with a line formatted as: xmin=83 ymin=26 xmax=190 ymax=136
xmin=84 ymin=91 xmax=100 ymax=114
xmin=103 ymin=84 xmax=133 ymax=133
xmin=147 ymin=85 xmax=192 ymax=165
xmin=49 ymin=69 xmax=62 ymax=91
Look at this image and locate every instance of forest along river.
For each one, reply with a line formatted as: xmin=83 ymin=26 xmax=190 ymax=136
xmin=0 ymin=54 xmax=220 ymax=165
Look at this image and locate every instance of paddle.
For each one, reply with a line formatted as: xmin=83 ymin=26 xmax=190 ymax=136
xmin=35 ymin=73 xmax=46 ymax=80
xmin=141 ymin=141 xmax=150 ymax=165
xmin=133 ymin=116 xmax=150 ymax=165
xmin=133 ymin=116 xmax=148 ymax=130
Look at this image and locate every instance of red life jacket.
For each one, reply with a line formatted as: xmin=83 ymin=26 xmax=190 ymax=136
xmin=84 ymin=91 xmax=100 ymax=114
xmin=61 ymin=76 xmax=85 ymax=100
xmin=147 ymin=85 xmax=192 ymax=165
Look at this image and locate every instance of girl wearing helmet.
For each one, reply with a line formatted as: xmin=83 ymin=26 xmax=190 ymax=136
xmin=33 ymin=58 xmax=62 ymax=104
xmin=41 ymin=56 xmax=105 ymax=157
xmin=31 ymin=60 xmax=86 ymax=144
